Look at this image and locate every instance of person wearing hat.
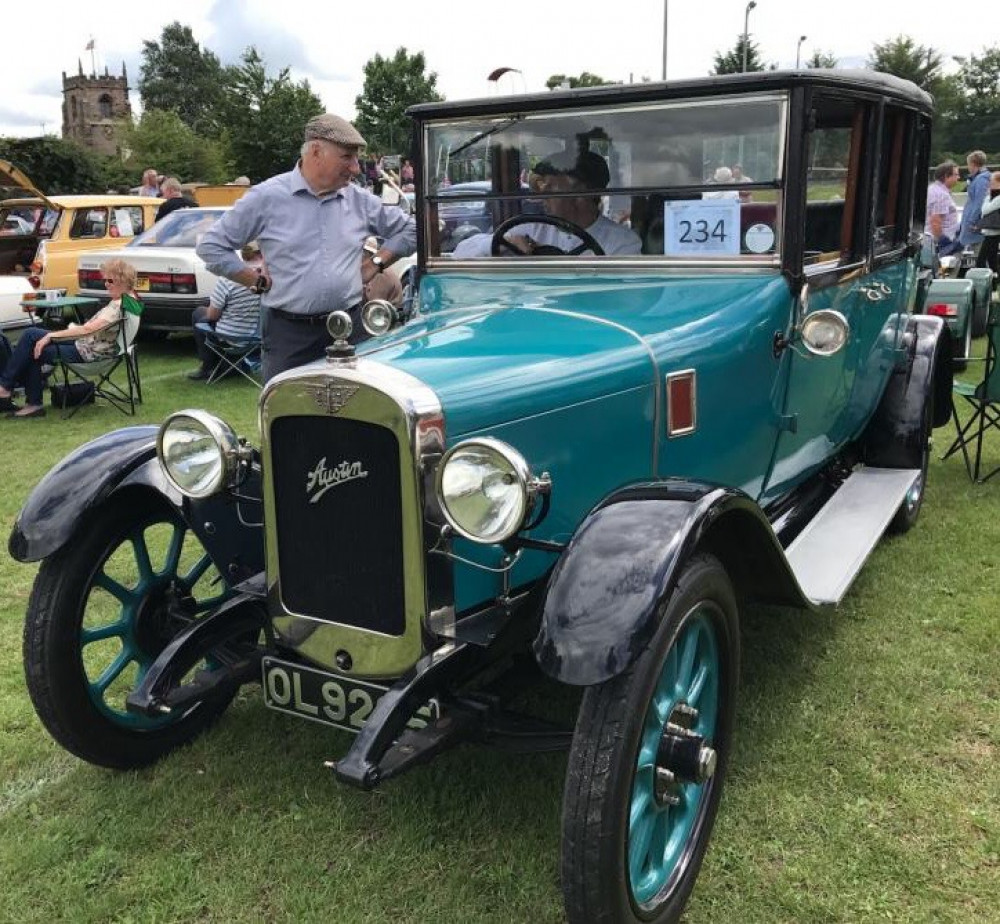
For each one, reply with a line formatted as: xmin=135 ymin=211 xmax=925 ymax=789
xmin=187 ymin=241 xmax=264 ymax=381
xmin=452 ymin=150 xmax=640 ymax=258
xmin=196 ymin=112 xmax=416 ymax=381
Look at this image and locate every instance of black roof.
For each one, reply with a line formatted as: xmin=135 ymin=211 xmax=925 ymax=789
xmin=408 ymin=69 xmax=933 ymax=121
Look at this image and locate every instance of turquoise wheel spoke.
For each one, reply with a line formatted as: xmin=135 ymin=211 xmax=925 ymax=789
xmin=630 ymin=771 xmax=653 ymax=830
xmin=162 ymin=521 xmax=186 ymax=575
xmin=180 ymin=550 xmax=213 ymax=589
xmin=129 ymin=526 xmax=155 ymax=580
xmin=675 ymin=625 xmax=699 ymax=697
xmin=81 ymin=619 xmax=129 ymax=644
xmin=92 ymin=647 xmax=135 ymax=695
xmin=93 ymin=571 xmax=133 ymax=603
xmin=629 ymin=809 xmax=657 ymax=885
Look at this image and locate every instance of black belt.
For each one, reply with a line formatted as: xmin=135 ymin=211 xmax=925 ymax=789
xmin=270 ymin=307 xmax=331 ymax=325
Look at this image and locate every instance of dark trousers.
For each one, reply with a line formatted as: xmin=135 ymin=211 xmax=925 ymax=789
xmin=977 ymin=235 xmax=1000 ymax=279
xmin=261 ymin=307 xmax=369 ymax=383
xmin=192 ymin=304 xmax=217 ymax=367
xmin=0 ymin=327 xmax=83 ymax=405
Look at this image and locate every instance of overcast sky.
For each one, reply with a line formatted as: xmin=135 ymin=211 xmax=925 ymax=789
xmin=1 ymin=0 xmax=988 ymax=148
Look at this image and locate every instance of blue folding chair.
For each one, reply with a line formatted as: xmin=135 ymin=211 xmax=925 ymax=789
xmin=196 ymin=320 xmax=262 ymax=387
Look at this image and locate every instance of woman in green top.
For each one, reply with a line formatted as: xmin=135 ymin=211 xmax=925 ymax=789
xmin=0 ymin=258 xmax=139 ymax=419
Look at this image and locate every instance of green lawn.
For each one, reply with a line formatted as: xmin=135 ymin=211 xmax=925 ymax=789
xmin=0 ymin=336 xmax=998 ymax=923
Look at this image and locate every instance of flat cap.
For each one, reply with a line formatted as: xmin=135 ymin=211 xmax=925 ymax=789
xmin=304 ymin=113 xmax=366 ymax=148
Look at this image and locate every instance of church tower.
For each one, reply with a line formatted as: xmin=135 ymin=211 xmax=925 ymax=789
xmin=62 ymin=61 xmax=132 ymax=157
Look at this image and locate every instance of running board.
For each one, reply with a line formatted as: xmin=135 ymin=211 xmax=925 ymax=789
xmin=785 ymin=467 xmax=920 ymax=605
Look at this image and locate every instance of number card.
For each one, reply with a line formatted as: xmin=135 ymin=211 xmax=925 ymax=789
xmin=664 ymin=199 xmax=740 ymax=256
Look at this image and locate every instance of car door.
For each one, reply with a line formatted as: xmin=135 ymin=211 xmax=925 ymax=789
xmin=762 ymin=93 xmax=908 ymax=503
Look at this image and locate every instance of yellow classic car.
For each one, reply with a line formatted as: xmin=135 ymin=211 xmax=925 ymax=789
xmin=0 ymin=161 xmax=162 ymax=294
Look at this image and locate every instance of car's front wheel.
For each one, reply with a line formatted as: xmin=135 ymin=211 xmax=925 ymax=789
xmin=23 ymin=492 xmax=236 ymax=769
xmin=561 ymin=553 xmax=740 ymax=924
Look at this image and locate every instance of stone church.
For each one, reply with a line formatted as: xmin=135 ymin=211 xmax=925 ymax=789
xmin=61 ymin=62 xmax=132 ymax=157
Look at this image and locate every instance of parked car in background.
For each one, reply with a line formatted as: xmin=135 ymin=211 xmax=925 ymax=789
xmin=0 ymin=161 xmax=162 ymax=295
xmin=0 ymin=274 xmax=34 ymax=334
xmin=13 ymin=71 xmax=953 ymax=924
xmin=77 ymin=207 xmax=228 ymax=333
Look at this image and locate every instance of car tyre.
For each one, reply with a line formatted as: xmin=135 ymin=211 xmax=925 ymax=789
xmin=888 ymin=391 xmax=932 ymax=535
xmin=23 ymin=492 xmax=236 ymax=769
xmin=561 ymin=553 xmax=740 ymax=924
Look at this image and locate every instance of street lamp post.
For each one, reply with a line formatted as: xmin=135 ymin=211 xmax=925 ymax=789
xmin=742 ymin=0 xmax=757 ymax=73
xmin=796 ymin=34 xmax=807 ymax=68
xmin=662 ymin=0 xmax=669 ymax=80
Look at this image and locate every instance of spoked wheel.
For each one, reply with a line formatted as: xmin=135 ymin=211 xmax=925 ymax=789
xmin=23 ymin=492 xmax=237 ymax=769
xmin=561 ymin=554 xmax=740 ymax=924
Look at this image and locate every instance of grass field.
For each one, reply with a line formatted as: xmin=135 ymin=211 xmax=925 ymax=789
xmin=0 ymin=335 xmax=998 ymax=924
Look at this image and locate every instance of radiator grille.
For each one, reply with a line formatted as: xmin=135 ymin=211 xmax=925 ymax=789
xmin=270 ymin=416 xmax=405 ymax=635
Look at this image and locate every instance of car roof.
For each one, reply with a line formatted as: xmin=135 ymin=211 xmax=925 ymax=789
xmin=408 ymin=68 xmax=933 ymax=120
xmin=0 ymin=194 xmax=163 ymax=209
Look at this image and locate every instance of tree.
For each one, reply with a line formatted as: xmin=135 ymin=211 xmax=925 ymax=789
xmin=354 ymin=48 xmax=443 ymax=154
xmin=139 ymin=22 xmax=226 ymax=137
xmin=218 ymin=48 xmax=324 ymax=182
xmin=545 ymin=72 xmax=613 ymax=90
xmin=0 ymin=136 xmax=106 ymax=194
xmin=867 ymin=36 xmax=946 ymax=93
xmin=805 ymin=51 xmax=838 ymax=69
xmin=119 ymin=109 xmax=230 ymax=184
xmin=948 ymin=47 xmax=1000 ymax=156
xmin=712 ymin=36 xmax=768 ymax=74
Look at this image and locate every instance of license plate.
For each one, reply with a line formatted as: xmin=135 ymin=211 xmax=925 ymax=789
xmin=261 ymin=656 xmax=439 ymax=734
xmin=135 ymin=276 xmax=150 ymax=292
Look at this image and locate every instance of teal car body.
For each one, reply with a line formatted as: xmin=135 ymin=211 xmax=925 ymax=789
xmin=11 ymin=70 xmax=955 ymax=924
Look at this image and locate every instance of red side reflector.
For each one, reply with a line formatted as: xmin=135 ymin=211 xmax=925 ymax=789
xmin=926 ymin=302 xmax=958 ymax=318
xmin=667 ymin=370 xmax=697 ymax=437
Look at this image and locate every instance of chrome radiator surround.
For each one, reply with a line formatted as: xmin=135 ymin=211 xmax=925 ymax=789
xmin=259 ymin=358 xmax=448 ymax=678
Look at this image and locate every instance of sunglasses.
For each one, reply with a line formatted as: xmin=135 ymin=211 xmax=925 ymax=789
xmin=103 ymin=278 xmax=120 ymax=284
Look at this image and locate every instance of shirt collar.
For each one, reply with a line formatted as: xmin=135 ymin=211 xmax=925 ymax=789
xmin=291 ymin=161 xmax=345 ymax=200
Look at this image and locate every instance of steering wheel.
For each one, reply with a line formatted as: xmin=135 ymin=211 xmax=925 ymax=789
xmin=490 ymin=214 xmax=606 ymax=256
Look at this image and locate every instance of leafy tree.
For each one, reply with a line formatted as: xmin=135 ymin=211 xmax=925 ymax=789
xmin=0 ymin=135 xmax=106 ymax=194
xmin=948 ymin=47 xmax=1000 ymax=156
xmin=867 ymin=35 xmax=946 ymax=93
xmin=805 ymin=51 xmax=838 ymax=69
xmin=354 ymin=48 xmax=443 ymax=154
xmin=545 ymin=72 xmax=612 ymax=90
xmin=139 ymin=22 xmax=226 ymax=137
xmin=119 ymin=109 xmax=230 ymax=184
xmin=712 ymin=36 xmax=768 ymax=74
xmin=218 ymin=48 xmax=323 ymax=181
xmin=867 ymin=36 xmax=962 ymax=157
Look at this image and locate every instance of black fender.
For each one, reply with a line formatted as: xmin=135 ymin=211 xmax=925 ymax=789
xmin=9 ymin=425 xmax=264 ymax=584
xmin=532 ymin=480 xmax=811 ymax=686
xmin=861 ymin=314 xmax=952 ymax=469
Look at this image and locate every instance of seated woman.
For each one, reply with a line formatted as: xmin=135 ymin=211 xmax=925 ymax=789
xmin=0 ymin=258 xmax=138 ymax=419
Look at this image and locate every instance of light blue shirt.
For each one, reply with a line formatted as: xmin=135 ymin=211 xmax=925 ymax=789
xmin=196 ymin=166 xmax=416 ymax=317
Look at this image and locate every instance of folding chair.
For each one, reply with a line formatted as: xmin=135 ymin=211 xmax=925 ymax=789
xmin=197 ymin=320 xmax=262 ymax=387
xmin=941 ymin=302 xmax=1000 ymax=482
xmin=52 ymin=294 xmax=143 ymax=418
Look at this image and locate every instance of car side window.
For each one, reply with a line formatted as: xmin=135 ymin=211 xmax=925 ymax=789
xmin=804 ymin=97 xmax=869 ymax=266
xmin=69 ymin=208 xmax=109 ymax=239
xmin=872 ymin=109 xmax=917 ymax=255
xmin=110 ymin=207 xmax=144 ymax=238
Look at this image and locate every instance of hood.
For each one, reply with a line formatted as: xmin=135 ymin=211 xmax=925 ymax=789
xmin=352 ymin=271 xmax=790 ymax=438
xmin=0 ymin=160 xmax=56 ymax=209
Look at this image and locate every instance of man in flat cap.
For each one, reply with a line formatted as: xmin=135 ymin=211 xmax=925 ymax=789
xmin=197 ymin=112 xmax=416 ymax=381
xmin=452 ymin=149 xmax=640 ymax=258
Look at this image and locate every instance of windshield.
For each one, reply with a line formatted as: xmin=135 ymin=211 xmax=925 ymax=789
xmin=129 ymin=208 xmax=226 ymax=247
xmin=424 ymin=94 xmax=786 ymax=260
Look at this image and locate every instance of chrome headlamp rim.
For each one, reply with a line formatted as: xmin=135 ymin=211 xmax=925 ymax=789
xmin=435 ymin=437 xmax=537 ymax=544
xmin=800 ymin=308 xmax=849 ymax=356
xmin=361 ymin=298 xmax=400 ymax=337
xmin=156 ymin=409 xmax=243 ymax=499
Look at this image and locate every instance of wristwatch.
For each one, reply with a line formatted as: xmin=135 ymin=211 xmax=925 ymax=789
xmin=371 ymin=254 xmax=385 ymax=273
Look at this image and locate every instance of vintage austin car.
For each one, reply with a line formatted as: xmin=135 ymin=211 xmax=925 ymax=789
xmin=12 ymin=71 xmax=952 ymax=924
